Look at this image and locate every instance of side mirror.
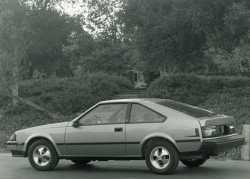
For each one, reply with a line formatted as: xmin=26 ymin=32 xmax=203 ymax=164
xmin=72 ymin=120 xmax=80 ymax=128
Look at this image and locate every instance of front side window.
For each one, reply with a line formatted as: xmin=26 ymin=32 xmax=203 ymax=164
xmin=79 ymin=103 xmax=127 ymax=125
xmin=130 ymin=104 xmax=165 ymax=123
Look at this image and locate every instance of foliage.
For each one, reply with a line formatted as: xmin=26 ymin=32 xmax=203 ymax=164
xmin=122 ymin=0 xmax=207 ymax=73
xmin=19 ymin=72 xmax=132 ymax=115
xmin=0 ymin=0 xmax=30 ymax=100
xmin=202 ymin=87 xmax=250 ymax=126
xmin=121 ymin=0 xmax=250 ymax=74
xmin=2 ymin=0 xmax=250 ymax=82
xmin=146 ymin=74 xmax=250 ymax=105
xmin=82 ymin=42 xmax=135 ymax=75
xmin=83 ymin=0 xmax=124 ymax=41
xmin=23 ymin=3 xmax=81 ymax=77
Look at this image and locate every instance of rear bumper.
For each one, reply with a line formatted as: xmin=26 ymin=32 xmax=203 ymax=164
xmin=5 ymin=141 xmax=25 ymax=157
xmin=180 ymin=134 xmax=245 ymax=159
xmin=200 ymin=134 xmax=245 ymax=156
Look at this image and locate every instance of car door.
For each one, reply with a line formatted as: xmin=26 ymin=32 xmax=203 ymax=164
xmin=64 ymin=103 xmax=128 ymax=156
xmin=125 ymin=103 xmax=166 ymax=156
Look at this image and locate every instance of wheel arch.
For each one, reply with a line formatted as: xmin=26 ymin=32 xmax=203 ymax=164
xmin=140 ymin=134 xmax=179 ymax=157
xmin=24 ymin=134 xmax=61 ymax=157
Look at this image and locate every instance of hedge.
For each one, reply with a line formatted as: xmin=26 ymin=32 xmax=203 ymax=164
xmin=18 ymin=72 xmax=132 ymax=115
xmin=146 ymin=74 xmax=250 ymax=105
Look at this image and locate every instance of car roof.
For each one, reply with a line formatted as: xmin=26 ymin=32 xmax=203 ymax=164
xmin=99 ymin=98 xmax=215 ymax=118
xmin=99 ymin=98 xmax=163 ymax=104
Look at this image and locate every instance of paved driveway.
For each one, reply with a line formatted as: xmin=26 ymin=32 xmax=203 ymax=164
xmin=1 ymin=153 xmax=250 ymax=179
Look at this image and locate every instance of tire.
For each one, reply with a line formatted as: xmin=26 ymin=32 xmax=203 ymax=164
xmin=144 ymin=140 xmax=179 ymax=175
xmin=181 ymin=158 xmax=207 ymax=168
xmin=28 ymin=139 xmax=59 ymax=171
xmin=71 ymin=159 xmax=91 ymax=165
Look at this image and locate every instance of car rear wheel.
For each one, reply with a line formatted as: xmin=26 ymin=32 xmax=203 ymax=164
xmin=28 ymin=139 xmax=59 ymax=171
xmin=144 ymin=140 xmax=179 ymax=174
xmin=181 ymin=158 xmax=207 ymax=168
xmin=71 ymin=159 xmax=91 ymax=165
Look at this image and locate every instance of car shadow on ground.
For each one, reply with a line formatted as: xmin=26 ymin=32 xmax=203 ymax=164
xmin=50 ymin=161 xmax=246 ymax=177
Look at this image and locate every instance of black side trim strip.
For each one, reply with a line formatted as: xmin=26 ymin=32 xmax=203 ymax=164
xmin=176 ymin=139 xmax=201 ymax=143
xmin=5 ymin=142 xmax=24 ymax=146
xmin=57 ymin=142 xmax=140 ymax=146
xmin=57 ymin=140 xmax=201 ymax=145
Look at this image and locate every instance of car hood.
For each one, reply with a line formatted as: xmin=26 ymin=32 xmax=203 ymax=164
xmin=16 ymin=122 xmax=69 ymax=134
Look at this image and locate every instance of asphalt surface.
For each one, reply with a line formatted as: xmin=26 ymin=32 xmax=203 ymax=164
xmin=0 ymin=153 xmax=250 ymax=179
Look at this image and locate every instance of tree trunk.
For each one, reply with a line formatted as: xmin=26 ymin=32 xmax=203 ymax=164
xmin=11 ymin=57 xmax=19 ymax=106
xmin=159 ymin=64 xmax=167 ymax=77
xmin=11 ymin=83 xmax=18 ymax=106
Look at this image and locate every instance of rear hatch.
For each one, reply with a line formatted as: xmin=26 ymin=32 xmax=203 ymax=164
xmin=199 ymin=115 xmax=235 ymax=127
xmin=198 ymin=115 xmax=236 ymax=137
xmin=156 ymin=99 xmax=236 ymax=137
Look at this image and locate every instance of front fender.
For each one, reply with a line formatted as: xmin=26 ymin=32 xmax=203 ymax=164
xmin=24 ymin=133 xmax=61 ymax=156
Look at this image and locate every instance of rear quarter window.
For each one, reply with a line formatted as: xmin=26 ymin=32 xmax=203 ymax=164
xmin=130 ymin=104 xmax=165 ymax=123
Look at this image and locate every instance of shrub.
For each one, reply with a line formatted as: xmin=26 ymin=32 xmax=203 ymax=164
xmin=146 ymin=74 xmax=250 ymax=105
xmin=201 ymin=87 xmax=250 ymax=126
xmin=19 ymin=73 xmax=132 ymax=115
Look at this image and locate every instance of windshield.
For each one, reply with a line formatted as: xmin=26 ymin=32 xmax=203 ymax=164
xmin=157 ymin=99 xmax=216 ymax=118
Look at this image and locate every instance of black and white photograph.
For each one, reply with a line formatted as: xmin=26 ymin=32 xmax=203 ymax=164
xmin=1 ymin=0 xmax=250 ymax=178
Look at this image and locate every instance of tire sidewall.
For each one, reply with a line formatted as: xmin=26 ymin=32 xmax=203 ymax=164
xmin=144 ymin=140 xmax=179 ymax=174
xmin=28 ymin=139 xmax=59 ymax=171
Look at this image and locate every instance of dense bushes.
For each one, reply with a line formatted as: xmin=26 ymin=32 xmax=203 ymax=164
xmin=201 ymin=87 xmax=250 ymax=126
xmin=18 ymin=73 xmax=132 ymax=115
xmin=147 ymin=74 xmax=250 ymax=106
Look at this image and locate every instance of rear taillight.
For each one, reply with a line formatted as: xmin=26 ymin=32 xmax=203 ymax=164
xmin=202 ymin=126 xmax=219 ymax=138
xmin=202 ymin=124 xmax=236 ymax=138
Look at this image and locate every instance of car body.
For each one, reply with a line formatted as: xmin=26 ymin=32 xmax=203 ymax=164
xmin=6 ymin=98 xmax=245 ymax=174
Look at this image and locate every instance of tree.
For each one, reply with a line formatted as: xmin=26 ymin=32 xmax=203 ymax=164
xmin=122 ymin=0 xmax=207 ymax=74
xmin=82 ymin=42 xmax=136 ymax=75
xmin=82 ymin=0 xmax=124 ymax=41
xmin=62 ymin=25 xmax=96 ymax=77
xmin=23 ymin=4 xmax=79 ymax=78
xmin=0 ymin=0 xmax=30 ymax=105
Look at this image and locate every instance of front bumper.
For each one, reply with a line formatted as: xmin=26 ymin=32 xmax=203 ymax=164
xmin=200 ymin=134 xmax=245 ymax=156
xmin=5 ymin=141 xmax=25 ymax=157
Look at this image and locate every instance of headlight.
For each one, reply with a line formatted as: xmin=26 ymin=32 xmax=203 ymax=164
xmin=9 ymin=133 xmax=16 ymax=141
xmin=202 ymin=126 xmax=219 ymax=138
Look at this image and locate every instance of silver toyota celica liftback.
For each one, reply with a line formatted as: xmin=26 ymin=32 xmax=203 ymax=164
xmin=6 ymin=98 xmax=245 ymax=174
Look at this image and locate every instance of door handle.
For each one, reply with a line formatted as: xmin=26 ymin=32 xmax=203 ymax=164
xmin=114 ymin=127 xmax=123 ymax=132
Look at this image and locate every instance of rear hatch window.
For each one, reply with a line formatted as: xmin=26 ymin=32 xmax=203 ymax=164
xmin=157 ymin=99 xmax=216 ymax=118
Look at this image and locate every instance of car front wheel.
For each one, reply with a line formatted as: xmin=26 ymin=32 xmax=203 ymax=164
xmin=144 ymin=140 xmax=179 ymax=174
xmin=28 ymin=139 xmax=59 ymax=171
xmin=181 ymin=158 xmax=207 ymax=168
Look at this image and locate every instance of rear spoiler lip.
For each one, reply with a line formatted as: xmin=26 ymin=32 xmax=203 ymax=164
xmin=198 ymin=115 xmax=235 ymax=127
